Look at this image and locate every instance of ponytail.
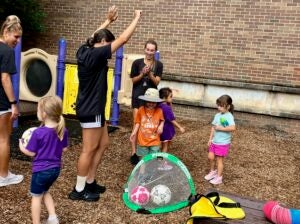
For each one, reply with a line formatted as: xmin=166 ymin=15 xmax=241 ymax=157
xmin=38 ymin=96 xmax=65 ymax=141
xmin=229 ymin=104 xmax=234 ymax=113
xmin=216 ymin=94 xmax=234 ymax=113
xmin=86 ymin=37 xmax=95 ymax=47
xmin=56 ymin=115 xmax=65 ymax=141
xmin=86 ymin=28 xmax=115 ymax=47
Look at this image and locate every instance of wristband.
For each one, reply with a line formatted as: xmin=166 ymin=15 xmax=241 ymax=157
xmin=10 ymin=100 xmax=17 ymax=105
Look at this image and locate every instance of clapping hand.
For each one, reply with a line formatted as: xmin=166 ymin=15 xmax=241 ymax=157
xmin=142 ymin=65 xmax=151 ymax=75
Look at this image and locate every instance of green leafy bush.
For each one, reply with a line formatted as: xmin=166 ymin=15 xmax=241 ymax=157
xmin=0 ymin=0 xmax=46 ymax=33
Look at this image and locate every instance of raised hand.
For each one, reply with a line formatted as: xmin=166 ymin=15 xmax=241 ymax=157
xmin=107 ymin=5 xmax=118 ymax=22
xmin=134 ymin=10 xmax=142 ymax=19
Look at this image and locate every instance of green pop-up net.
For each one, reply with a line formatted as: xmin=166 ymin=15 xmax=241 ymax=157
xmin=123 ymin=152 xmax=196 ymax=214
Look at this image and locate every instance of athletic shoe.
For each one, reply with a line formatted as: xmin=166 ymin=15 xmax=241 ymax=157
xmin=68 ymin=188 xmax=99 ymax=202
xmin=130 ymin=153 xmax=140 ymax=165
xmin=209 ymin=176 xmax=223 ymax=185
xmin=85 ymin=180 xmax=106 ymax=194
xmin=204 ymin=170 xmax=217 ymax=181
xmin=158 ymin=161 xmax=173 ymax=171
xmin=42 ymin=217 xmax=59 ymax=224
xmin=0 ymin=171 xmax=24 ymax=187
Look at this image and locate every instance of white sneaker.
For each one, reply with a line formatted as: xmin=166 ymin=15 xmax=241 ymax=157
xmin=0 ymin=171 xmax=24 ymax=187
xmin=43 ymin=217 xmax=59 ymax=224
xmin=209 ymin=176 xmax=223 ymax=185
xmin=204 ymin=170 xmax=217 ymax=181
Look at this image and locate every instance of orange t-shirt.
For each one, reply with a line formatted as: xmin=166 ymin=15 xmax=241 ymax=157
xmin=135 ymin=106 xmax=164 ymax=147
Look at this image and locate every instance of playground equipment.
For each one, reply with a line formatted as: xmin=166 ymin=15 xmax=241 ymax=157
xmin=19 ymin=39 xmax=65 ymax=102
xmin=14 ymin=38 xmax=159 ymax=127
xmin=110 ymin=46 xmax=123 ymax=126
xmin=117 ymin=53 xmax=144 ymax=107
xmin=12 ymin=38 xmax=22 ymax=127
xmin=62 ymin=64 xmax=114 ymax=121
xmin=19 ymin=48 xmax=57 ymax=102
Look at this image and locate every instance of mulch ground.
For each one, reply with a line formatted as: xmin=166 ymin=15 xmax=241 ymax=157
xmin=0 ymin=108 xmax=299 ymax=224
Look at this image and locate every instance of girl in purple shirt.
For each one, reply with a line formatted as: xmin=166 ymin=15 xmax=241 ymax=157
xmin=158 ymin=88 xmax=185 ymax=170
xmin=159 ymin=87 xmax=185 ymax=152
xmin=19 ymin=96 xmax=68 ymax=224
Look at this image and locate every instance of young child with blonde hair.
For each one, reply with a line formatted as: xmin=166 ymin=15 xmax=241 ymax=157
xmin=19 ymin=96 xmax=68 ymax=224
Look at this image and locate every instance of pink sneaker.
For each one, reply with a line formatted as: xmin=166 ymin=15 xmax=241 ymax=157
xmin=209 ymin=176 xmax=223 ymax=185
xmin=204 ymin=170 xmax=217 ymax=181
xmin=158 ymin=161 xmax=173 ymax=171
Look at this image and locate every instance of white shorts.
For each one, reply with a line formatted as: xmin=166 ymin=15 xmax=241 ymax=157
xmin=78 ymin=114 xmax=105 ymax=128
xmin=0 ymin=109 xmax=11 ymax=116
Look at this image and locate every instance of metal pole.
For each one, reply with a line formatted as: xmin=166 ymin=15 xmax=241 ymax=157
xmin=155 ymin=51 xmax=160 ymax=60
xmin=12 ymin=38 xmax=22 ymax=128
xmin=56 ymin=38 xmax=67 ymax=99
xmin=110 ymin=46 xmax=124 ymax=126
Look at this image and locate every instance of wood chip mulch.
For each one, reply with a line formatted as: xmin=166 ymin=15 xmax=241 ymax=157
xmin=0 ymin=108 xmax=299 ymax=224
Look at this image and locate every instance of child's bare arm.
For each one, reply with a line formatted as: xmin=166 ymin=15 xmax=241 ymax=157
xmin=19 ymin=139 xmax=36 ymax=157
xmin=171 ymin=120 xmax=185 ymax=133
xmin=214 ymin=124 xmax=236 ymax=132
xmin=130 ymin=123 xmax=140 ymax=143
xmin=157 ymin=120 xmax=164 ymax=135
xmin=208 ymin=127 xmax=214 ymax=146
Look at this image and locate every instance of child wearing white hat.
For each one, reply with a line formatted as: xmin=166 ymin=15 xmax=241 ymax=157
xmin=130 ymin=88 xmax=164 ymax=158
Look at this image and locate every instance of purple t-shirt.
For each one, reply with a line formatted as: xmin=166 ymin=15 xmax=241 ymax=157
xmin=26 ymin=126 xmax=68 ymax=173
xmin=159 ymin=103 xmax=176 ymax=141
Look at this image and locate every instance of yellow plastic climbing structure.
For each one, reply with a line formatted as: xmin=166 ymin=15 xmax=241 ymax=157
xmin=63 ymin=64 xmax=114 ymax=120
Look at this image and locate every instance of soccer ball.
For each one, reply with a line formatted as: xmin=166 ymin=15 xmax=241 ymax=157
xmin=150 ymin=184 xmax=172 ymax=205
xmin=21 ymin=127 xmax=37 ymax=147
xmin=130 ymin=186 xmax=150 ymax=205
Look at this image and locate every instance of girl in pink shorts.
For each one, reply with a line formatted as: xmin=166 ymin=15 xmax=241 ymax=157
xmin=204 ymin=95 xmax=236 ymax=185
xmin=209 ymin=143 xmax=230 ymax=157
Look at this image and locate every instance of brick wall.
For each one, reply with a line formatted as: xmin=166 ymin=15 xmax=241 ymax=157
xmin=23 ymin=0 xmax=300 ymax=134
xmin=27 ymin=0 xmax=300 ymax=87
